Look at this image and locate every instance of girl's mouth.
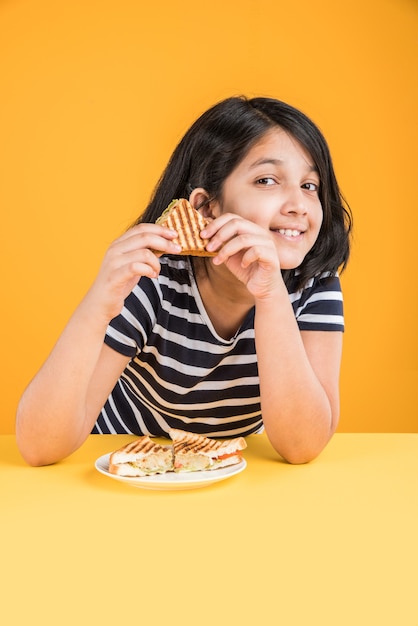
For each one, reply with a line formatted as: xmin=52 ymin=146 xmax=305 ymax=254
xmin=277 ymin=229 xmax=302 ymax=237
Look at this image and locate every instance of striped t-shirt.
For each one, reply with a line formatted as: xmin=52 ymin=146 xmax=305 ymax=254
xmin=92 ymin=255 xmax=344 ymax=437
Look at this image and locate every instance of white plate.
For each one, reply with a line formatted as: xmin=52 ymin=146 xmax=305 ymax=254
xmin=95 ymin=453 xmax=247 ymax=491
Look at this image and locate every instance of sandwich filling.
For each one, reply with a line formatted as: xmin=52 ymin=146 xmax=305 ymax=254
xmin=109 ymin=436 xmax=174 ymax=476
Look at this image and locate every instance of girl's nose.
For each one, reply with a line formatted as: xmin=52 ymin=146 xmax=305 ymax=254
xmin=280 ymin=187 xmax=307 ymax=215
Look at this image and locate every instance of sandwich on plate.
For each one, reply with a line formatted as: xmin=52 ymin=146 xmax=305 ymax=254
xmin=155 ymin=198 xmax=216 ymax=257
xmin=109 ymin=436 xmax=174 ymax=477
xmin=169 ymin=428 xmax=247 ymax=472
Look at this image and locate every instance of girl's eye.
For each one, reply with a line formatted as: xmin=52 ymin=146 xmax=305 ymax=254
xmin=302 ymin=182 xmax=319 ymax=192
xmin=256 ymin=177 xmax=275 ymax=186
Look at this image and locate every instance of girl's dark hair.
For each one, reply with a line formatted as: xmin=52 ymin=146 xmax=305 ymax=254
xmin=136 ymin=95 xmax=352 ymax=288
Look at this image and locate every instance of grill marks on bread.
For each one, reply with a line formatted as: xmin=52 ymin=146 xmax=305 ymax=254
xmin=171 ymin=430 xmax=229 ymax=455
xmin=122 ymin=438 xmax=169 ymax=455
xmin=169 ymin=428 xmax=247 ymax=458
xmin=156 ymin=199 xmax=216 ymax=257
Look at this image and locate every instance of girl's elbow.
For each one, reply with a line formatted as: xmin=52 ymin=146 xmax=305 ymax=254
xmin=16 ymin=429 xmax=56 ymax=467
xmin=271 ymin=430 xmax=335 ymax=464
xmin=278 ymin=447 xmax=320 ymax=465
xmin=16 ymin=412 xmax=60 ymax=467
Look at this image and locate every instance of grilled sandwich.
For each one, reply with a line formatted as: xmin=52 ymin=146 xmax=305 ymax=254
xmin=155 ymin=198 xmax=216 ymax=257
xmin=109 ymin=436 xmax=174 ymax=477
xmin=169 ymin=428 xmax=247 ymax=472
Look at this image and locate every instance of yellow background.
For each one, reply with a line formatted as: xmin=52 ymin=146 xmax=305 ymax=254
xmin=1 ymin=0 xmax=417 ymax=434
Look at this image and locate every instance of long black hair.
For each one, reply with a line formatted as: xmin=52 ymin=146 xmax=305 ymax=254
xmin=135 ymin=96 xmax=352 ymax=289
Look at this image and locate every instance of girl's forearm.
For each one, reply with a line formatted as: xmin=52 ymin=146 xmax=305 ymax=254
xmin=254 ymin=287 xmax=337 ymax=464
xmin=16 ymin=296 xmax=112 ymax=465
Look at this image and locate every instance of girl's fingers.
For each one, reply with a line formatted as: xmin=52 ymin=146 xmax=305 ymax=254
xmin=111 ymin=225 xmax=181 ymax=256
xmin=200 ymin=212 xmax=239 ymax=238
xmin=122 ymin=247 xmax=161 ymax=271
xmin=117 ymin=223 xmax=178 ymax=242
xmin=105 ymin=247 xmax=162 ymax=280
xmin=240 ymin=245 xmax=274 ymax=269
xmin=203 ymin=214 xmax=264 ymax=254
xmin=212 ymin=233 xmax=274 ymax=265
xmin=119 ymin=260 xmax=159 ymax=281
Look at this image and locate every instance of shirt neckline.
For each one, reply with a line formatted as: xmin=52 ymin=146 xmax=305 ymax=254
xmin=186 ymin=257 xmax=254 ymax=345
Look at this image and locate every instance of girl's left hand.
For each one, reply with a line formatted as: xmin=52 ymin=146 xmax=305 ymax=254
xmin=201 ymin=213 xmax=283 ymax=300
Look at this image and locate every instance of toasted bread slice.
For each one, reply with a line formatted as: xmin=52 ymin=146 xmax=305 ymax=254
xmin=156 ymin=198 xmax=216 ymax=257
xmin=109 ymin=436 xmax=174 ymax=477
xmin=169 ymin=428 xmax=247 ymax=472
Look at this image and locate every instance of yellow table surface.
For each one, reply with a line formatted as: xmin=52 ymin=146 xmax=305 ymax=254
xmin=1 ymin=433 xmax=417 ymax=626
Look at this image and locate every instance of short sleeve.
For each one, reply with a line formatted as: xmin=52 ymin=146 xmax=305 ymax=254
xmin=104 ymin=277 xmax=160 ymax=357
xmin=292 ymin=273 xmax=345 ymax=332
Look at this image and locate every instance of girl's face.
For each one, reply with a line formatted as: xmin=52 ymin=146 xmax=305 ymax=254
xmin=215 ymin=128 xmax=323 ymax=270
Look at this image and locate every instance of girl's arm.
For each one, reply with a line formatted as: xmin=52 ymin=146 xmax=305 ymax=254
xmin=254 ymin=284 xmax=342 ymax=464
xmin=203 ymin=213 xmax=342 ymax=463
xmin=16 ymin=306 xmax=130 ymax=466
xmin=16 ymin=224 xmax=181 ymax=466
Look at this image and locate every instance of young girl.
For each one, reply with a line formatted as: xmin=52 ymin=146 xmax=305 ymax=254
xmin=16 ymin=95 xmax=352 ymax=466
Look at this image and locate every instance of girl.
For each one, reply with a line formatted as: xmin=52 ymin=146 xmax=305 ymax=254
xmin=16 ymin=96 xmax=352 ymax=466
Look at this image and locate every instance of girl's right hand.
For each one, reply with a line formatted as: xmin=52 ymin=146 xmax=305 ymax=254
xmin=85 ymin=223 xmax=181 ymax=322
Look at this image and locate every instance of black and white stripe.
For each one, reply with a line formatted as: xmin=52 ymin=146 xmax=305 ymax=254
xmin=92 ymin=256 xmax=344 ymax=437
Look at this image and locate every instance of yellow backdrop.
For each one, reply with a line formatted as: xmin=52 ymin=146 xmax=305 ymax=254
xmin=0 ymin=0 xmax=417 ymax=434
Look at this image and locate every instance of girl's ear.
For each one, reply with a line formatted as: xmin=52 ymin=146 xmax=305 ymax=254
xmin=189 ymin=188 xmax=220 ymax=219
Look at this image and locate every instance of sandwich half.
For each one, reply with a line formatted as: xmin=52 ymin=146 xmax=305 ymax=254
xmin=155 ymin=198 xmax=216 ymax=257
xmin=169 ymin=428 xmax=247 ymax=472
xmin=109 ymin=436 xmax=174 ymax=477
